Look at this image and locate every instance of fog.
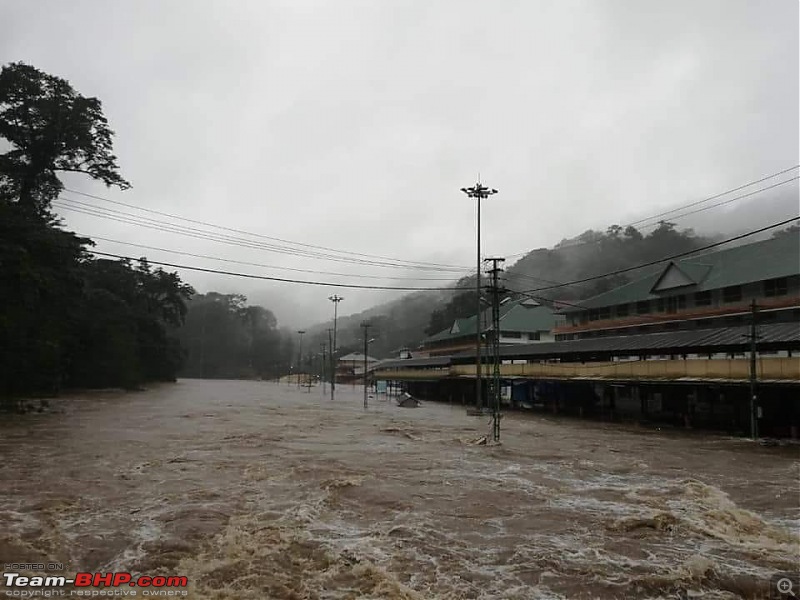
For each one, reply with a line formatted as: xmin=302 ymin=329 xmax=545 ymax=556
xmin=2 ymin=0 xmax=797 ymax=327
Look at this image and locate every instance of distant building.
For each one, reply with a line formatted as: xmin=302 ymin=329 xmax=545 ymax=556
xmin=418 ymin=298 xmax=562 ymax=357
xmin=336 ymin=352 xmax=380 ymax=383
xmin=556 ymin=233 xmax=800 ymax=340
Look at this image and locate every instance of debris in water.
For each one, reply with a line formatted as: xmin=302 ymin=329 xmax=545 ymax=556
xmin=396 ymin=392 xmax=421 ymax=408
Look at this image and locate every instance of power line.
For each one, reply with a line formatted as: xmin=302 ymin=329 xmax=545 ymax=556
xmin=633 ymin=176 xmax=798 ymax=229
xmin=501 ymin=178 xmax=798 ymax=287
xmin=55 ymin=198 xmax=457 ymax=270
xmin=518 ymin=216 xmax=799 ymax=294
xmin=82 ymin=234 xmax=471 ymax=281
xmin=628 ymin=166 xmax=799 ymax=227
xmin=53 ymin=198 xmax=468 ymax=273
xmin=62 ymin=187 xmax=470 ymax=270
xmin=500 ymin=166 xmax=799 ymax=260
xmin=87 ymin=250 xmax=475 ymax=292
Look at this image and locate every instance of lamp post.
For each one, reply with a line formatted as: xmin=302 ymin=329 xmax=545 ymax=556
xmin=328 ymin=295 xmax=344 ymax=400
xmin=360 ymin=321 xmax=374 ymax=409
xmin=460 ymin=180 xmax=498 ymax=411
xmin=320 ymin=342 xmax=327 ymax=395
xmin=296 ymin=330 xmax=305 ymax=387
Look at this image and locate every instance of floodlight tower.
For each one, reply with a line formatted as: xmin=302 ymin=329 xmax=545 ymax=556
xmin=460 ymin=180 xmax=498 ymax=411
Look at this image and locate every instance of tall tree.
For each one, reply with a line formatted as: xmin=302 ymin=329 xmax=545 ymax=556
xmin=0 ymin=62 xmax=130 ymax=213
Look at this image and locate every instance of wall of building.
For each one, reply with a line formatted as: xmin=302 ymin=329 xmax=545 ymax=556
xmin=557 ymin=277 xmax=800 ymax=340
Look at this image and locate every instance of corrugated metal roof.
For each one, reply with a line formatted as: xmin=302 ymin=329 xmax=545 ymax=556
xmin=338 ymin=353 xmax=379 ymax=362
xmin=451 ymin=322 xmax=800 ymax=360
xmin=568 ymin=233 xmax=800 ymax=311
xmin=422 ymin=300 xmax=558 ymax=345
xmin=498 ymin=302 xmax=560 ymax=332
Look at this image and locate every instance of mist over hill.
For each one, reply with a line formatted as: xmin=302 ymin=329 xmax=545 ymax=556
xmin=303 ymin=187 xmax=798 ymax=358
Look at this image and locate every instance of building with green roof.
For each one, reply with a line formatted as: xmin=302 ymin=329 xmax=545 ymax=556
xmin=419 ymin=298 xmax=563 ymax=357
xmin=556 ymin=232 xmax=800 ymax=340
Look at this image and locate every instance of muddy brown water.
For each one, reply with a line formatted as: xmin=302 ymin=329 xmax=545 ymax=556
xmin=0 ymin=379 xmax=797 ymax=599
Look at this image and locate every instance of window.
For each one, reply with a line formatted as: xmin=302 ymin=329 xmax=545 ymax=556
xmin=695 ymin=291 xmax=712 ymax=306
xmin=529 ymin=331 xmax=541 ymax=341
xmin=636 ymin=301 xmax=650 ymax=314
xmin=616 ymin=304 xmax=629 ymax=317
xmin=723 ymin=285 xmax=742 ymax=303
xmin=588 ymin=310 xmax=599 ymax=321
xmin=598 ymin=307 xmax=611 ymax=320
xmin=503 ymin=331 xmax=522 ymax=339
xmin=764 ymin=277 xmax=788 ymax=297
xmin=667 ymin=295 xmax=686 ymax=313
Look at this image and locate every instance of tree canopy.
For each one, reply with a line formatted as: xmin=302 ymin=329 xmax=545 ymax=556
xmin=0 ymin=63 xmax=194 ymax=406
xmin=0 ymin=61 xmax=130 ymax=214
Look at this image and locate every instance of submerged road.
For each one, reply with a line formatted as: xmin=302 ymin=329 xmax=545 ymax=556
xmin=0 ymin=379 xmax=797 ymax=599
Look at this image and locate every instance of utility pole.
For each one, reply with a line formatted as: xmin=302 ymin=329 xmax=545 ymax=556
xmin=320 ymin=342 xmax=327 ymax=395
xmin=327 ymin=328 xmax=334 ymax=399
xmin=328 ymin=295 xmax=344 ymax=400
xmin=296 ymin=330 xmax=305 ymax=388
xmin=360 ymin=321 xmax=371 ymax=409
xmin=747 ymin=300 xmax=760 ymax=439
xmin=485 ymin=257 xmax=506 ymax=442
xmin=461 ymin=180 xmax=498 ymax=411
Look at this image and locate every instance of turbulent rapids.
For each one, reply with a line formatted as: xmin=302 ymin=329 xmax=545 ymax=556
xmin=0 ymin=379 xmax=797 ymax=599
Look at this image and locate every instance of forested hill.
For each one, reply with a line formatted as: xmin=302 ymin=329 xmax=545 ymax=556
xmin=312 ymin=222 xmax=721 ymax=358
xmin=504 ymin=222 xmax=713 ymax=301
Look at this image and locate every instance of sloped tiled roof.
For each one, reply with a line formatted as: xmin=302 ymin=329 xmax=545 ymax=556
xmin=567 ymin=233 xmax=800 ymax=312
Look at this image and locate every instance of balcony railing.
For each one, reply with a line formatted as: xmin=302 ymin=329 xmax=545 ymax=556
xmin=373 ymin=357 xmax=800 ymax=382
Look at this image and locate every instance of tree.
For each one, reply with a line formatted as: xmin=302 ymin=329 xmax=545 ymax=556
xmin=67 ymin=258 xmax=194 ymax=388
xmin=0 ymin=62 xmax=130 ymax=214
xmin=772 ymin=224 xmax=800 ymax=238
xmin=425 ymin=291 xmax=478 ymax=336
xmin=0 ymin=201 xmax=89 ymax=399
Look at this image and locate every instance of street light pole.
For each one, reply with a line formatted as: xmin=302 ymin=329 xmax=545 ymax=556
xmin=328 ymin=296 xmax=344 ymax=400
xmin=296 ymin=330 xmax=305 ymax=388
xmin=360 ymin=321 xmax=371 ymax=409
xmin=460 ymin=180 xmax=498 ymax=411
xmin=320 ymin=342 xmax=327 ymax=396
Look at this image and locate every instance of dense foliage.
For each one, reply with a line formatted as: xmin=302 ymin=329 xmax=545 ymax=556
xmin=177 ymin=293 xmax=297 ymax=380
xmin=0 ymin=63 xmax=193 ymax=404
xmin=0 ymin=62 xmax=130 ymax=214
xmin=0 ymin=203 xmax=195 ymax=401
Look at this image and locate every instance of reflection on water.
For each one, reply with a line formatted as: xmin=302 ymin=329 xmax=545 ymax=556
xmin=0 ymin=379 xmax=797 ymax=599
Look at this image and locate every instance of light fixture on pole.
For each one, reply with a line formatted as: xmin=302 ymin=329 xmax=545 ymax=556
xmin=460 ymin=180 xmax=498 ymax=412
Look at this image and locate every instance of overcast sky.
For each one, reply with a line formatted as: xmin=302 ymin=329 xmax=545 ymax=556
xmin=2 ymin=0 xmax=798 ymax=327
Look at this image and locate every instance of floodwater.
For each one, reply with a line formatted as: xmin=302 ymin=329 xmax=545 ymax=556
xmin=0 ymin=379 xmax=798 ymax=599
